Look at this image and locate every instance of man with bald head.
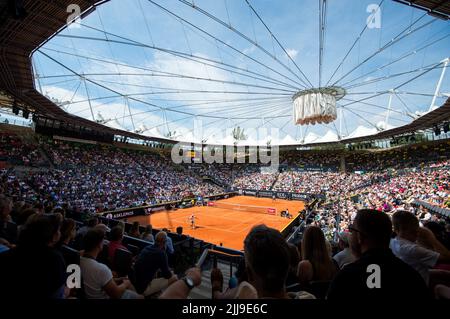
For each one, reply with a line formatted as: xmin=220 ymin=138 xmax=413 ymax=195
xmin=130 ymin=231 xmax=178 ymax=296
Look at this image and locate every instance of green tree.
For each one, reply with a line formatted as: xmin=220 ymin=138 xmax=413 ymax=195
xmin=232 ymin=126 xmax=247 ymax=141
xmin=165 ymin=131 xmax=177 ymax=138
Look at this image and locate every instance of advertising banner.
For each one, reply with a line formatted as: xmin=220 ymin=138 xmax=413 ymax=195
xmin=243 ymin=189 xmax=257 ymax=196
xmin=291 ymin=193 xmax=310 ymax=200
xmin=258 ymin=191 xmax=273 ymax=198
xmin=276 ymin=192 xmax=288 ymax=199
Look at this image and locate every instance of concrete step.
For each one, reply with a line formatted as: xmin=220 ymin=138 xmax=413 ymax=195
xmin=188 ymin=261 xmax=234 ymax=299
xmin=37 ymin=146 xmax=55 ymax=168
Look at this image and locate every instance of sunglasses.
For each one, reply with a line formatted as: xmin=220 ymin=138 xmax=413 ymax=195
xmin=348 ymin=225 xmax=362 ymax=234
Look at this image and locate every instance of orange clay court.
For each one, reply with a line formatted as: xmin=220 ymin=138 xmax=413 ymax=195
xmin=129 ymin=196 xmax=305 ymax=251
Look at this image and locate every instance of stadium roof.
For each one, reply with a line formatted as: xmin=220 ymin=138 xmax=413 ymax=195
xmin=0 ymin=0 xmax=449 ymax=146
xmin=393 ymin=1 xmax=450 ymax=19
xmin=0 ymin=0 xmax=174 ymax=144
xmin=302 ymin=97 xmax=450 ymax=147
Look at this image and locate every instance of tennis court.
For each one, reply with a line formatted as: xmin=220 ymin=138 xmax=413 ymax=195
xmin=128 ymin=196 xmax=305 ymax=250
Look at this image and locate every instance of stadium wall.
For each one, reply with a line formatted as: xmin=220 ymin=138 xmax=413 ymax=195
xmin=236 ymin=189 xmax=326 ymax=201
xmin=412 ymin=200 xmax=450 ymax=218
xmin=98 ymin=192 xmax=238 ymax=219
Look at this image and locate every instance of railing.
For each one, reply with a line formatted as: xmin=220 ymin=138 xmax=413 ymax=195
xmin=96 ymin=191 xmax=238 ymax=220
xmin=411 ymin=200 xmax=450 ymax=218
xmin=81 ymin=213 xmax=209 ymax=275
xmin=280 ymin=213 xmax=301 ymax=238
xmin=196 ymin=247 xmax=244 ymax=278
xmin=0 ymin=119 xmax=32 ymax=127
xmin=286 ymin=203 xmax=315 ymax=244
xmin=235 ymin=188 xmax=325 ymax=201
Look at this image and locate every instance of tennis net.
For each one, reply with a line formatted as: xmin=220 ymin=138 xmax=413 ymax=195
xmin=207 ymin=201 xmax=277 ymax=215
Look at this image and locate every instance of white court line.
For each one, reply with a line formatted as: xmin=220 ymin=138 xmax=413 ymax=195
xmin=167 ymin=215 xmax=241 ymax=234
xmin=157 ymin=202 xmax=300 ymax=235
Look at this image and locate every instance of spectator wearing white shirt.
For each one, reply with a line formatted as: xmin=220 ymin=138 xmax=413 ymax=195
xmin=333 ymin=231 xmax=356 ymax=269
xmin=80 ymin=229 xmax=143 ymax=299
xmin=423 ymin=212 xmax=432 ymax=221
xmin=390 ymin=210 xmax=450 ymax=286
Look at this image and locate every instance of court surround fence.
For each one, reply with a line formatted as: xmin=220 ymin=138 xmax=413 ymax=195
xmin=236 ymin=188 xmax=326 ymax=201
xmin=98 ymin=188 xmax=321 ymax=220
xmin=207 ymin=201 xmax=277 ymax=215
xmin=411 ymin=199 xmax=450 ymax=218
xmin=98 ymin=191 xmax=238 ymax=219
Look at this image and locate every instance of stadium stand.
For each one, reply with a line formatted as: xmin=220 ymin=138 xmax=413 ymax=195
xmin=1 ymin=0 xmax=450 ymax=303
xmin=1 ymin=126 xmax=450 ymax=299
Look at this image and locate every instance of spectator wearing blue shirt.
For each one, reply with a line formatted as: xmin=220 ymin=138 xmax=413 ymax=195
xmin=162 ymin=228 xmax=174 ymax=255
xmin=0 ymin=238 xmax=10 ymax=253
xmin=130 ymin=231 xmax=177 ymax=296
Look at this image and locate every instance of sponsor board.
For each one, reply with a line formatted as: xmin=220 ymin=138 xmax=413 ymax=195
xmin=145 ymin=206 xmax=166 ymax=215
xmin=258 ymin=191 xmax=273 ymax=198
xmin=291 ymin=193 xmax=310 ymax=200
xmin=292 ymin=166 xmax=337 ymax=172
xmin=101 ymin=192 xmax=238 ymax=220
xmin=233 ymin=189 xmax=321 ymax=201
xmin=206 ymin=193 xmax=237 ymax=201
xmin=276 ymin=192 xmax=288 ymax=199
xmin=105 ymin=210 xmax=136 ymax=219
xmin=243 ymin=190 xmax=257 ymax=196
xmin=181 ymin=201 xmax=194 ymax=208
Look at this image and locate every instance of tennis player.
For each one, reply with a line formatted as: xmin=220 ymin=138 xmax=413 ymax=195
xmin=188 ymin=213 xmax=198 ymax=229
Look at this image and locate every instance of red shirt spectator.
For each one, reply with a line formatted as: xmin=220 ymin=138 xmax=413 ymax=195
xmin=108 ymin=226 xmax=129 ymax=262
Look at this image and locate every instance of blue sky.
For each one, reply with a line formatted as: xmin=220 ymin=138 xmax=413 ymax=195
xmin=32 ymin=0 xmax=450 ymax=144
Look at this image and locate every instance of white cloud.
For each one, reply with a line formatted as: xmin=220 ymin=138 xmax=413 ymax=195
xmin=40 ymin=85 xmax=191 ymax=138
xmin=242 ymin=45 xmax=256 ymax=55
xmin=33 ymin=0 xmax=450 ymax=145
xmin=286 ymin=48 xmax=298 ymax=59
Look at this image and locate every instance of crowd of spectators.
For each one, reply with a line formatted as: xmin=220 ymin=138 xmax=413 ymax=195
xmin=0 ymin=132 xmax=47 ymax=167
xmin=345 ymin=143 xmax=450 ymax=172
xmin=318 ymin=166 xmax=450 ymax=235
xmin=1 ymin=128 xmax=450 ymax=299
xmin=1 ymin=138 xmax=223 ymax=213
xmin=231 ymin=165 xmax=278 ymax=190
xmin=272 ymin=170 xmax=377 ymax=194
xmin=210 ymin=210 xmax=450 ymax=300
xmin=1 ymin=191 xmax=449 ymax=299
xmin=279 ymin=150 xmax=341 ymax=168
xmin=193 ymin=164 xmax=233 ymax=186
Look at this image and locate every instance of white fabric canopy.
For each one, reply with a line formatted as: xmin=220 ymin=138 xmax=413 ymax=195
xmin=293 ymin=92 xmax=337 ymax=125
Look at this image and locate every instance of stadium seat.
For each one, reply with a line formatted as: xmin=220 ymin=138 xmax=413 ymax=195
xmin=307 ymin=280 xmax=331 ymax=299
xmin=61 ymin=244 xmax=80 ymax=266
xmin=97 ymin=242 xmax=111 ymax=267
xmin=286 ymin=283 xmax=302 ymax=293
xmin=127 ymin=244 xmax=140 ymax=256
xmin=123 ymin=235 xmax=152 ymax=251
xmin=113 ymin=248 xmax=133 ymax=277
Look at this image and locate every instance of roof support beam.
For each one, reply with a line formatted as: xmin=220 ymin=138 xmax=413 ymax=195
xmin=429 ymin=58 xmax=449 ymax=111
